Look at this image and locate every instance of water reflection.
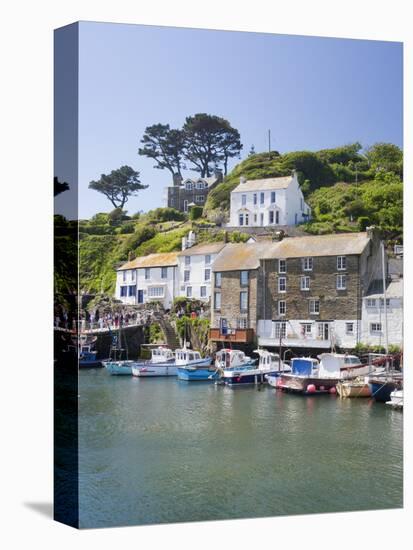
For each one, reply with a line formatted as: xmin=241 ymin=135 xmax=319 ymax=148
xmin=78 ymin=371 xmax=403 ymax=528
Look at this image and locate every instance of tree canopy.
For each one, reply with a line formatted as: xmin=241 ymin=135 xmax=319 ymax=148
xmin=138 ymin=113 xmax=242 ymax=179
xmin=365 ymin=143 xmax=403 ymax=176
xmin=54 ymin=176 xmax=70 ymax=197
xmin=88 ymin=165 xmax=147 ymax=209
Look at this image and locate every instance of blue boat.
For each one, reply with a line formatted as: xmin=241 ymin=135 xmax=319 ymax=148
xmin=222 ymin=349 xmax=290 ymax=386
xmin=104 ymin=360 xmax=135 ymax=375
xmin=368 ymin=373 xmax=403 ymax=402
xmin=176 ymin=348 xmax=214 ymax=381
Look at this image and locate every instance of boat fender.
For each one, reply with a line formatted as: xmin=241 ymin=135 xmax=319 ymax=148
xmin=307 ymin=384 xmax=316 ymax=393
xmin=329 ymin=387 xmax=336 ymax=395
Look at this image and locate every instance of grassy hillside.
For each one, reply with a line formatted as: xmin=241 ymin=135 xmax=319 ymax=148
xmin=204 ymin=143 xmax=403 ymax=238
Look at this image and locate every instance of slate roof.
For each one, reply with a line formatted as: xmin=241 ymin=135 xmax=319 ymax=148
xmin=232 ymin=176 xmax=293 ymax=193
xmin=212 ymin=242 xmax=280 ymax=272
xmin=178 ymin=242 xmax=226 ymax=257
xmin=365 ymin=279 xmax=403 ymax=299
xmin=118 ymin=252 xmax=178 ymax=271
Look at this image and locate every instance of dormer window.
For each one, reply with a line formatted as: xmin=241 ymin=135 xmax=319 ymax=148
xmin=185 ymin=181 xmax=193 ymax=190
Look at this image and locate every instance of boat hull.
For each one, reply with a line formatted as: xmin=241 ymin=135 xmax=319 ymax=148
xmin=177 ymin=358 xmax=216 ymax=381
xmin=79 ymin=359 xmax=103 ymax=368
xmin=223 ymin=368 xmax=288 ymax=386
xmin=369 ymin=379 xmax=402 ymax=402
xmin=132 ymin=362 xmax=178 ymax=377
xmin=105 ymin=361 xmax=134 ymax=375
xmin=336 ymin=382 xmax=371 ymax=398
xmin=278 ymin=374 xmax=338 ymax=394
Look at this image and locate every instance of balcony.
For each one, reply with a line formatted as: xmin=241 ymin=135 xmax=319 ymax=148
xmin=209 ymin=328 xmax=255 ymax=343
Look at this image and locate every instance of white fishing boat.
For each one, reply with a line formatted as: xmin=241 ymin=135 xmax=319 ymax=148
xmin=386 ymin=389 xmax=403 ymax=410
xmin=176 ymin=347 xmax=214 ymax=381
xmin=131 ymin=346 xmax=176 ymax=377
xmin=223 ymin=349 xmax=290 ymax=386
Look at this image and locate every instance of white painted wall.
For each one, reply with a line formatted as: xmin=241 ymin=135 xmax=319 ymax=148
xmin=257 ymin=318 xmax=359 ymax=348
xmin=361 ymin=297 xmax=403 ymax=346
xmin=229 ymin=174 xmax=311 ymax=227
xmin=115 ymin=269 xmax=138 ymax=305
xmin=115 ymin=265 xmax=178 ymax=309
xmin=177 ymin=252 xmax=218 ymax=301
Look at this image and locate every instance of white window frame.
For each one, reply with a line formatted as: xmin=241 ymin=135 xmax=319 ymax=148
xmin=309 ymin=299 xmax=320 ymax=315
xmin=379 ymin=298 xmax=391 ymax=307
xmin=204 ymin=268 xmax=211 ymax=281
xmin=260 ymin=192 xmax=265 ymax=204
xmin=200 ymin=286 xmax=207 ymax=298
xmin=300 ymin=276 xmax=310 ymax=291
xmin=205 ymin=255 xmax=211 ymax=265
xmin=271 ymin=191 xmax=276 ymax=203
xmin=145 ymin=268 xmax=150 ymax=280
xmin=366 ymin=298 xmax=376 ymax=307
xmin=301 ymin=323 xmax=312 ymax=335
xmin=336 ymin=274 xmax=347 ymax=290
xmin=240 ymin=291 xmax=248 ymax=312
xmin=278 ymin=300 xmax=286 ymax=316
xmin=214 ymin=291 xmax=222 ymax=310
xmin=161 ymin=267 xmax=168 ymax=279
xmin=274 ymin=321 xmax=286 ymax=340
xmin=253 ymin=193 xmax=257 ymax=205
xmin=279 ymin=259 xmax=286 ymax=273
xmin=303 ymin=257 xmax=313 ymax=271
xmin=148 ymin=286 xmax=165 ymax=298
xmin=184 ymin=270 xmax=190 ymax=282
xmin=370 ymin=322 xmax=382 ymax=334
xmin=195 ymin=195 xmax=205 ymax=203
xmin=241 ymin=194 xmax=247 ymax=206
xmin=278 ymin=276 xmax=287 ymax=293
xmin=269 ymin=210 xmax=274 ymax=224
xmin=240 ymin=270 xmax=249 ymax=286
xmin=239 ymin=213 xmax=244 ymax=226
xmin=186 ymin=286 xmax=192 ymax=298
xmin=345 ymin=322 xmax=354 ymax=334
xmin=237 ymin=317 xmax=248 ymax=329
xmin=215 ymin=272 xmax=222 ymax=287
xmin=337 ymin=256 xmax=347 ymax=270
xmin=122 ymin=270 xmax=127 ymax=282
xmin=131 ymin=270 xmax=136 ymax=281
xmin=185 ymin=256 xmax=191 ymax=266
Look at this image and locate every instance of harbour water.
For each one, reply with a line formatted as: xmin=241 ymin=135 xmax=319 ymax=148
xmin=79 ymin=370 xmax=403 ymax=528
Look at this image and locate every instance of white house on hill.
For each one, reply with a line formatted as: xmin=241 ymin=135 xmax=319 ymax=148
xmin=115 ymin=252 xmax=179 ymax=309
xmin=229 ymin=171 xmax=311 ymax=228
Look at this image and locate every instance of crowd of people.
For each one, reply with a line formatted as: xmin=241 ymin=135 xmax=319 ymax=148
xmin=54 ymin=306 xmax=156 ymax=332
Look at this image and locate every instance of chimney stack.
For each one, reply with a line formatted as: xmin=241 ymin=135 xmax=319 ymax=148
xmin=214 ymin=167 xmax=223 ymax=183
xmin=173 ymin=173 xmax=183 ymax=187
xmin=240 ymin=176 xmax=247 ymax=185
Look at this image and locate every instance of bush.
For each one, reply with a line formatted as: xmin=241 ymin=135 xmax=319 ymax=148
xmin=119 ymin=222 xmax=136 ymax=234
xmin=147 ymin=207 xmax=186 ymax=222
xmin=189 ymin=205 xmax=203 ymax=220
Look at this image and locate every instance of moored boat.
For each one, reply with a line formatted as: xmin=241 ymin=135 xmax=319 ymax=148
xmin=131 ymin=346 xmax=177 ymax=377
xmin=386 ymin=389 xmax=403 ymax=410
xmin=105 ymin=360 xmax=135 ymax=375
xmin=336 ymin=378 xmax=371 ymax=398
xmin=176 ymin=348 xmax=214 ymax=381
xmin=222 ymin=349 xmax=290 ymax=386
xmin=368 ymin=372 xmax=403 ymax=402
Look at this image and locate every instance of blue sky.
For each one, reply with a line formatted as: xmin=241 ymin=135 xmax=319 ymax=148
xmin=74 ymin=22 xmax=402 ymax=219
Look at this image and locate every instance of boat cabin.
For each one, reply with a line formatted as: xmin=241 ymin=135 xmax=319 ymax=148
xmin=215 ymin=349 xmax=252 ymax=369
xmin=175 ymin=349 xmax=202 ymax=365
xmin=151 ymin=347 xmax=174 ymax=363
xmin=290 ymin=357 xmax=319 ymax=376
xmin=318 ymin=353 xmax=362 ymax=378
xmin=254 ymin=349 xmax=284 ymax=370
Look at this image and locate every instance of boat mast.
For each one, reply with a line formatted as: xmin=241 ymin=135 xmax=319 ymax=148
xmin=381 ymin=241 xmax=389 ymax=356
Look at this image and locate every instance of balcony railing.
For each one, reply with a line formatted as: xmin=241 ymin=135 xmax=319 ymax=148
xmin=209 ymin=328 xmax=255 ymax=343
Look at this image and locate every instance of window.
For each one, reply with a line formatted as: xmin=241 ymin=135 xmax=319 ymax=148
xmin=260 ymin=192 xmax=264 ymax=204
xmin=120 ymin=286 xmax=127 ymax=297
xmin=337 ymin=256 xmax=347 ymax=270
xmin=366 ymin=298 xmax=376 ymax=307
xmin=205 ymin=255 xmax=211 ymax=265
xmin=214 ymin=291 xmax=221 ymax=310
xmin=370 ymin=323 xmax=382 ymax=334
xmin=185 ymin=181 xmax=193 ymax=190
xmin=309 ymin=299 xmax=320 ymax=315
xmin=254 ymin=214 xmax=257 ymax=223
xmin=239 ymin=214 xmax=244 ymax=226
xmin=279 ymin=259 xmax=286 ymax=273
xmin=302 ymin=323 xmax=312 ymax=335
xmin=215 ymin=272 xmax=222 ymax=287
xmin=161 ymin=267 xmax=168 ymax=279
xmin=237 ymin=318 xmax=248 ymax=329
xmin=204 ymin=268 xmax=211 ymax=281
xmin=253 ymin=193 xmax=257 ymax=205
xmin=278 ymin=300 xmax=286 ymax=316
xmin=185 ymin=256 xmax=191 ymax=266
xmin=274 ymin=321 xmax=286 ymax=339
xmin=275 ymin=211 xmax=279 ymax=224
xmin=196 ymin=181 xmax=204 ymax=189
xmin=260 ymin=213 xmax=264 ymax=225
xmin=240 ymin=291 xmax=248 ymax=311
xmin=278 ymin=276 xmax=286 ymax=293
xmin=145 ymin=268 xmax=150 ymax=280
xmin=269 ymin=211 xmax=274 ymax=224
xmin=300 ymin=276 xmax=310 ymax=291
xmin=195 ymin=195 xmax=205 ymax=203
xmin=302 ymin=257 xmax=313 ymax=271
xmin=131 ymin=270 xmax=136 ymax=281
xmin=245 ymin=213 xmax=249 ymax=226
xmin=148 ymin=286 xmax=164 ymax=298
xmin=122 ymin=270 xmax=127 ymax=282
xmin=240 ymin=271 xmax=249 ymax=286
xmin=336 ymin=274 xmax=346 ymax=290
xmin=200 ymin=286 xmax=207 ymax=298
xmin=128 ymin=285 xmax=136 ymax=297
xmin=184 ymin=270 xmax=190 ymax=282
xmin=241 ymin=194 xmax=247 ymax=206
xmin=379 ymin=298 xmax=391 ymax=307
xmin=346 ymin=322 xmax=354 ymax=334
xmin=183 ymin=200 xmax=188 ymax=212
xmin=271 ymin=191 xmax=276 ymax=203
xmin=186 ymin=286 xmax=192 ymax=298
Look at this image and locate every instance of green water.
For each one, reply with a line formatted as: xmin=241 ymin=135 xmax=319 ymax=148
xmin=78 ymin=370 xmax=403 ymax=528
